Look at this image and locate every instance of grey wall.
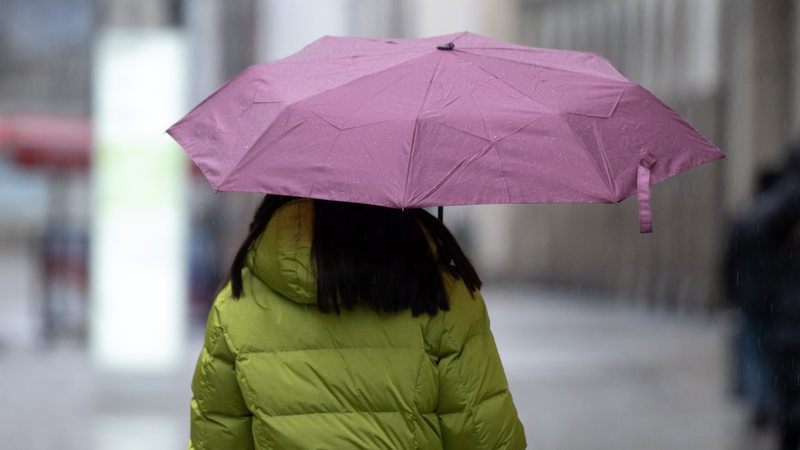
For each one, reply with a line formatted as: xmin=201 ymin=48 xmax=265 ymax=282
xmin=497 ymin=0 xmax=799 ymax=309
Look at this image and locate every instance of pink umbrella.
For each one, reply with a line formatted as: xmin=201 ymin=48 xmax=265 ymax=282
xmin=167 ymin=32 xmax=723 ymax=233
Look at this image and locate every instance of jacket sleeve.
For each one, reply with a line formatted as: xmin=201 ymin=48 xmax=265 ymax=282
xmin=436 ymin=280 xmax=527 ymax=450
xmin=188 ymin=301 xmax=254 ymax=450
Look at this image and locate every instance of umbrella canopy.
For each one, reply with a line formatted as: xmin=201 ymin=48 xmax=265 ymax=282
xmin=167 ymin=31 xmax=723 ymax=232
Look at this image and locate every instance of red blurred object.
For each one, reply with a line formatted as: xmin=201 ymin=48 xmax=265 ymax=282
xmin=0 ymin=114 xmax=92 ymax=170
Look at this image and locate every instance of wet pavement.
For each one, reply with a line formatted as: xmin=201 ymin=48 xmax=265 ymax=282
xmin=0 ymin=283 xmax=779 ymax=449
xmin=484 ymin=285 xmax=774 ymax=450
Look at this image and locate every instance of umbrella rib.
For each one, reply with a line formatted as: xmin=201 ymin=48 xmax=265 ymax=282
xmin=467 ymin=91 xmax=513 ymax=202
xmin=456 ymin=48 xmax=629 ymax=83
xmin=458 ymin=58 xmax=560 ymax=114
xmin=403 ymin=53 xmax=445 ymax=206
xmin=573 ymin=88 xmax=628 ymax=200
xmin=416 ymin=115 xmax=558 ymax=205
xmin=308 ymin=66 xmax=422 ymax=131
xmin=583 ymin=118 xmax=619 ymax=199
xmin=459 ymin=53 xmax=632 ymax=120
xmin=297 ymin=66 xmax=442 ymax=201
xmin=227 ymin=56 xmax=433 ymax=185
xmin=559 ymin=110 xmax=620 ymax=201
xmin=468 ymin=91 xmax=492 ymax=142
xmin=223 ymin=116 xmax=307 ymax=185
xmin=454 ymin=55 xmax=626 ymax=200
xmin=414 ymin=141 xmax=500 ymax=205
xmin=595 ymin=93 xmax=625 ymax=198
xmin=306 ymin=126 xmax=346 ymax=200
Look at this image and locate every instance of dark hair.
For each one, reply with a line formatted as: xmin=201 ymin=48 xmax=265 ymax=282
xmin=224 ymin=195 xmax=481 ymax=316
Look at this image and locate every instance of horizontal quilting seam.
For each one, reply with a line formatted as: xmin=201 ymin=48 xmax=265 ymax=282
xmin=438 ymin=325 xmax=489 ymax=359
xmin=253 ymin=405 xmax=428 ymax=421
xmin=256 ymin=410 xmax=409 ymax=418
xmin=239 ymin=346 xmax=423 ymax=355
xmin=436 ymin=388 xmax=509 ymax=417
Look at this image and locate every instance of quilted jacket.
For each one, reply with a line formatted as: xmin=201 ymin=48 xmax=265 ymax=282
xmin=189 ymin=199 xmax=526 ymax=449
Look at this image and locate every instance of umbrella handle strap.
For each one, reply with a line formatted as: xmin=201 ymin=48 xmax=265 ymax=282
xmin=637 ymin=154 xmax=656 ymax=233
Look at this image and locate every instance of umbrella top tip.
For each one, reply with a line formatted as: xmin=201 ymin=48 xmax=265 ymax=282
xmin=436 ymin=42 xmax=455 ymax=51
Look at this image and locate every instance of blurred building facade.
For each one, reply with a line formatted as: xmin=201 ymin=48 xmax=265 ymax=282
xmin=0 ymin=0 xmax=95 ymax=345
xmin=1 ymin=0 xmax=799 ymax=346
xmin=504 ymin=0 xmax=800 ymax=309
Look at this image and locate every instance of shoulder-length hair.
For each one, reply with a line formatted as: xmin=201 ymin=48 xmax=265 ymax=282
xmin=225 ymin=195 xmax=481 ymax=316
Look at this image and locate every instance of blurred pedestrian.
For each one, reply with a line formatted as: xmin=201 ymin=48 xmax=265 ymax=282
xmin=724 ymin=168 xmax=782 ymax=427
xmin=724 ymin=139 xmax=800 ymax=449
xmin=188 ymin=195 xmax=526 ymax=449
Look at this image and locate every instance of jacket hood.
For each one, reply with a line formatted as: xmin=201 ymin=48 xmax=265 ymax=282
xmin=247 ymin=199 xmax=317 ymax=305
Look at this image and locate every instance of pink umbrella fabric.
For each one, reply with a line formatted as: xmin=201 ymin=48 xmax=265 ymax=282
xmin=167 ymin=32 xmax=723 ymax=233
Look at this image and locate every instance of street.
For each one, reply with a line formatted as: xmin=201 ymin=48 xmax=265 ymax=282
xmin=485 ymin=285 xmax=770 ymax=450
xmin=0 ymin=283 xmax=775 ymax=450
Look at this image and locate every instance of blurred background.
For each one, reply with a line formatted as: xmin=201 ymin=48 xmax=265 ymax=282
xmin=1 ymin=0 xmax=798 ymax=449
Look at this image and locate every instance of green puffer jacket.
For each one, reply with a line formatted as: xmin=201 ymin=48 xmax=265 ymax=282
xmin=189 ymin=200 xmax=526 ymax=449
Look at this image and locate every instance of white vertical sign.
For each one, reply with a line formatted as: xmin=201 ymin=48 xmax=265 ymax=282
xmin=91 ymin=29 xmax=188 ymax=374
